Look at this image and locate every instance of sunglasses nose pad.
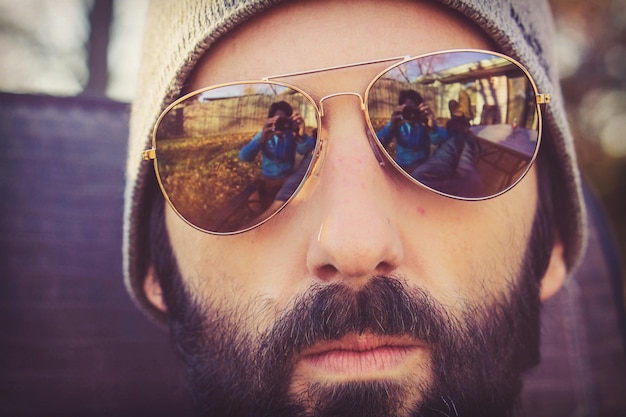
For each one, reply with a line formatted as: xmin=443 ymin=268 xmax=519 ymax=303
xmin=366 ymin=129 xmax=387 ymax=167
xmin=312 ymin=137 xmax=327 ymax=178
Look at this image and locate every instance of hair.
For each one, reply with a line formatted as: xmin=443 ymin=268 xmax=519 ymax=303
xmin=268 ymin=101 xmax=293 ymax=118
xmin=398 ymin=90 xmax=424 ymax=106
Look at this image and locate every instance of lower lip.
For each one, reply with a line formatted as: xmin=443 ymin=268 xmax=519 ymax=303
xmin=301 ymin=346 xmax=419 ymax=375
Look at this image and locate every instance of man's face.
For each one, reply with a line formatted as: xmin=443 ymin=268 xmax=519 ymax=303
xmin=146 ymin=0 xmax=565 ymax=415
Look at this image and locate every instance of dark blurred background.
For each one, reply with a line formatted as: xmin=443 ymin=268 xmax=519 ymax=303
xmin=549 ymin=0 xmax=626 ymax=297
xmin=0 ymin=1 xmax=624 ymax=416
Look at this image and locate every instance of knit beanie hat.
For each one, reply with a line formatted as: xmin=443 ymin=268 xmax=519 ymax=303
xmin=124 ymin=0 xmax=587 ymax=323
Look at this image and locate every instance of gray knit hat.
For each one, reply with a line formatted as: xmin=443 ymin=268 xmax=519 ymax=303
xmin=124 ymin=0 xmax=587 ymax=323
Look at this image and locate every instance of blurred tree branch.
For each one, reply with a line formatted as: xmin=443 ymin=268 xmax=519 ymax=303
xmin=84 ymin=0 xmax=113 ymax=95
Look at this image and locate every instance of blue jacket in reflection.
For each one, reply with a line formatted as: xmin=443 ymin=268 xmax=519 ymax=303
xmin=377 ymin=121 xmax=448 ymax=168
xmin=239 ymin=131 xmax=315 ymax=179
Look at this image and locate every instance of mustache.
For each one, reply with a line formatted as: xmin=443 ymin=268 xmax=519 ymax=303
xmin=265 ymin=276 xmax=453 ymax=358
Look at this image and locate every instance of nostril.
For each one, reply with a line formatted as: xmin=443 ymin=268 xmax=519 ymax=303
xmin=376 ymin=261 xmax=395 ymax=276
xmin=316 ymin=264 xmax=339 ymax=281
xmin=312 ymin=260 xmax=400 ymax=283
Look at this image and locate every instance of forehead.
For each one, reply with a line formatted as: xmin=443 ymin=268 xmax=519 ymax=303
xmin=187 ymin=0 xmax=496 ymax=90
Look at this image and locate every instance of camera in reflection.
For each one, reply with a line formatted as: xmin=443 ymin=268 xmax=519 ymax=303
xmin=402 ymin=105 xmax=427 ymax=124
xmin=274 ymin=116 xmax=295 ymax=132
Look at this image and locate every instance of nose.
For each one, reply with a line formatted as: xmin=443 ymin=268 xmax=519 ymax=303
xmin=306 ymin=96 xmax=404 ymax=286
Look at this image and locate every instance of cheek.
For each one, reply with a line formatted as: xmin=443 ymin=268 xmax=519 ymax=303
xmin=164 ymin=204 xmax=311 ymax=310
xmin=397 ymin=171 xmax=538 ymax=304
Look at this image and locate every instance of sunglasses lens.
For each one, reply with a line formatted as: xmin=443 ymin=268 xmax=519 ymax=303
xmin=367 ymin=51 xmax=541 ymax=199
xmin=154 ymin=83 xmax=318 ymax=233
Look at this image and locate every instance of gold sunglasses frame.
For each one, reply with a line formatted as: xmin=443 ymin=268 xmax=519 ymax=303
xmin=144 ymin=48 xmax=551 ymax=235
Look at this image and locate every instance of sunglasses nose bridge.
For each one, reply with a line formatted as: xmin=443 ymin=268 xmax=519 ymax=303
xmin=310 ymin=92 xmax=371 ymax=179
xmin=318 ymin=92 xmax=365 ymax=117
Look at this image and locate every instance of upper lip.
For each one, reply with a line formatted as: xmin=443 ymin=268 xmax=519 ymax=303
xmin=299 ymin=333 xmax=425 ymax=357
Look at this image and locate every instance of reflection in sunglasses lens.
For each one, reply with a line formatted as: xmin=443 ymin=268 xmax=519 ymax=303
xmin=155 ymin=84 xmax=319 ymax=233
xmin=367 ymin=51 xmax=540 ymax=199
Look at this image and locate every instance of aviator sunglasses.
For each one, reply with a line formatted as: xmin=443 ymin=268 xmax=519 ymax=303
xmin=144 ymin=49 xmax=550 ymax=234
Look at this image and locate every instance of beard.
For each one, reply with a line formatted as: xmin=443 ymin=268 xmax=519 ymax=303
xmin=151 ymin=189 xmax=553 ymax=417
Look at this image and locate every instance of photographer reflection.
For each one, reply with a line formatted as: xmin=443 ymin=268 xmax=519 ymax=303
xmin=377 ymin=89 xmax=448 ymax=171
xmin=239 ymin=101 xmax=315 ymax=211
xmin=411 ymin=99 xmax=483 ymax=198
